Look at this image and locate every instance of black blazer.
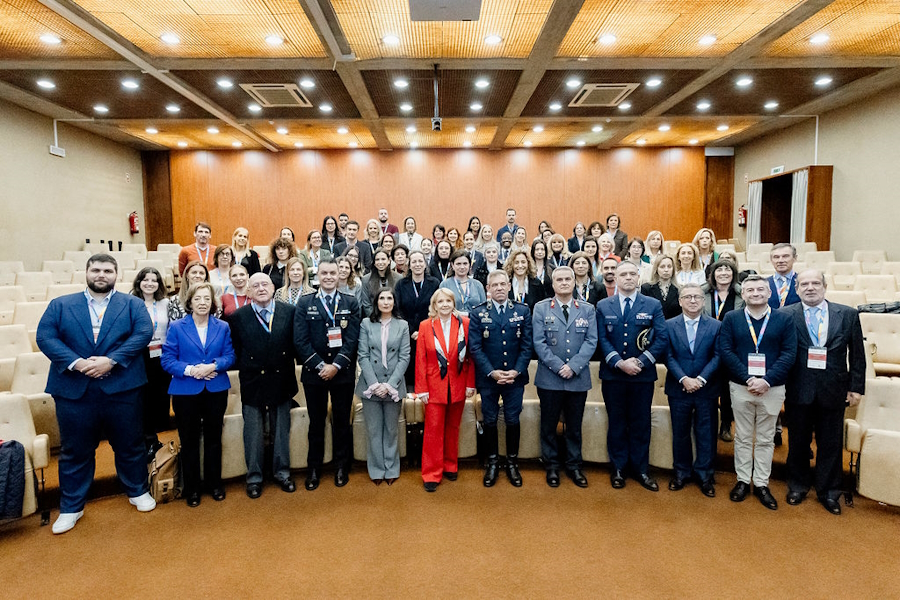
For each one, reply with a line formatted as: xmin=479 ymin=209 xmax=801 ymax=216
xmin=567 ymin=236 xmax=585 ymax=254
xmin=239 ymin=250 xmax=261 ymax=275
xmin=574 ymin=279 xmax=607 ymax=306
xmin=229 ymin=302 xmax=298 ymax=407
xmin=395 ymin=276 xmax=441 ymax=334
xmin=508 ymin=276 xmax=546 ymax=312
xmin=641 ymin=282 xmax=682 ymax=320
xmin=293 ymin=291 xmax=361 ymax=385
xmin=429 ymin=259 xmax=453 ymax=282
xmin=333 ymin=240 xmax=373 ymax=274
xmin=262 ymin=263 xmax=286 ymax=290
xmin=474 ymin=262 xmax=503 ymax=288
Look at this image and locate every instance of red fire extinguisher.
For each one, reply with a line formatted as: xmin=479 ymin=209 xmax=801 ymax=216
xmin=129 ymin=211 xmax=140 ymax=235
xmin=737 ymin=204 xmax=747 ymax=228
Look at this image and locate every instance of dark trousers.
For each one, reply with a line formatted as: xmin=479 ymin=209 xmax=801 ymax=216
xmin=786 ymin=401 xmax=845 ymax=500
xmin=55 ymin=383 xmax=147 ymax=513
xmin=172 ymin=390 xmax=227 ymax=495
xmin=602 ymin=380 xmax=654 ymax=475
xmin=304 ymin=381 xmax=354 ymax=469
xmin=242 ymin=402 xmax=291 ymax=484
xmin=142 ymin=354 xmax=172 ymax=441
xmin=537 ymin=388 xmax=587 ymax=470
xmin=669 ymin=393 xmax=717 ymax=482
xmin=480 ymin=383 xmax=524 ymax=426
xmin=719 ymin=384 xmax=734 ymax=429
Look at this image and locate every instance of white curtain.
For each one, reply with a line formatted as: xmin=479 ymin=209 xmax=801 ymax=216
xmin=746 ymin=180 xmax=763 ymax=246
xmin=790 ymin=168 xmax=809 ymax=244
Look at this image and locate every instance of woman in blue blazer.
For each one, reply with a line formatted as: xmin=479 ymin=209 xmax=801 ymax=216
xmin=161 ymin=281 xmax=235 ymax=507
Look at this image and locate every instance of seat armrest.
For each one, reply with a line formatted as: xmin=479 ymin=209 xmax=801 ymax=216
xmin=32 ymin=433 xmax=50 ymax=469
xmin=845 ymin=419 xmax=862 ymax=453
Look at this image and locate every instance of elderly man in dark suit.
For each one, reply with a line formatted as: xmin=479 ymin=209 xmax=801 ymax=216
xmin=785 ymin=270 xmax=865 ymax=515
xmin=37 ymin=254 xmax=155 ymax=534
xmin=229 ymin=272 xmax=299 ymax=499
xmin=664 ymin=283 xmax=721 ymax=497
xmin=597 ymin=261 xmax=668 ymax=492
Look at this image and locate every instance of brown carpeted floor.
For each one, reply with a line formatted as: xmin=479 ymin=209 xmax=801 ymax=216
xmin=2 ymin=436 xmax=899 ymax=599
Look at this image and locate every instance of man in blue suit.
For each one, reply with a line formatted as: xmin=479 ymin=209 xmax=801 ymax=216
xmin=36 ymin=254 xmax=155 ymax=534
xmin=767 ymin=243 xmax=800 ymax=310
xmin=597 ymin=261 xmax=668 ymax=492
xmin=664 ymin=283 xmax=721 ymax=497
xmin=532 ymin=266 xmax=597 ymax=488
xmin=469 ymin=270 xmax=533 ymax=487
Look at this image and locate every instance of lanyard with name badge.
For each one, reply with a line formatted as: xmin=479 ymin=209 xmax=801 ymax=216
xmin=148 ymin=301 xmax=162 ymax=357
xmin=196 ymin=243 xmax=210 ymax=266
xmin=745 ymin=308 xmax=770 ymax=376
xmin=805 ymin=307 xmax=828 ymax=369
xmin=255 ymin=307 xmax=274 ymax=333
xmin=714 ymin=290 xmax=726 ymax=319
xmin=232 ymin=290 xmax=250 ymax=309
xmin=89 ymin=301 xmax=107 ymax=343
xmin=319 ymin=292 xmax=343 ymax=348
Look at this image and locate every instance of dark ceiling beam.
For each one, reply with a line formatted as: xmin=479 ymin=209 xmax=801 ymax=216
xmin=0 ymin=59 xmax=137 ymax=70
xmin=597 ymin=0 xmax=839 ymax=149
xmin=489 ymin=0 xmax=585 ymax=149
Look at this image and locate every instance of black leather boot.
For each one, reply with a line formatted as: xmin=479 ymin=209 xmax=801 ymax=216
xmin=505 ymin=423 xmax=522 ymax=487
xmin=483 ymin=423 xmax=499 ymax=487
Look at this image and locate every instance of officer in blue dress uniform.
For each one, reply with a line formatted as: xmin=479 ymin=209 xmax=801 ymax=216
xmin=469 ymin=270 xmax=533 ymax=487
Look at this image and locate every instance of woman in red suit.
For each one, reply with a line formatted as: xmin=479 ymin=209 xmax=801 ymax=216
xmin=415 ymin=288 xmax=476 ymax=492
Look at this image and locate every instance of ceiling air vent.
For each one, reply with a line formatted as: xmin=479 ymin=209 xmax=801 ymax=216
xmin=239 ymin=83 xmax=312 ymax=108
xmin=569 ymin=83 xmax=639 ymax=107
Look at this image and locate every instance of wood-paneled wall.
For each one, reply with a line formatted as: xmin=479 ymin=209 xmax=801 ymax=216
xmin=168 ymin=147 xmax=707 ymax=249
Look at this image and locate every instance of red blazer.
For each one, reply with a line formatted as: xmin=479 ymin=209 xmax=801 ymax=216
xmin=415 ymin=316 xmax=475 ymax=404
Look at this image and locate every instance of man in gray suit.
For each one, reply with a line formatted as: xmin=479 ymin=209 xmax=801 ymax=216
xmin=532 ymin=266 xmax=598 ymax=488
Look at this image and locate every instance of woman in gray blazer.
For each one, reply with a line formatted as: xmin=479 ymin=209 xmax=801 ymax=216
xmin=355 ymin=288 xmax=410 ymax=485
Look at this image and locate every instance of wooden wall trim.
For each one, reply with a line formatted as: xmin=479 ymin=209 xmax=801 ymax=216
xmin=704 ymin=155 xmax=735 ymax=241
xmin=142 ymin=151 xmax=174 ymax=248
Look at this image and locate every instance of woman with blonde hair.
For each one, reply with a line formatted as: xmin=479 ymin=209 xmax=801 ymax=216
xmin=674 ymin=242 xmax=706 ymax=286
xmin=641 ymin=255 xmax=682 ymax=320
xmin=596 ymin=233 xmax=621 ymax=264
xmin=274 ymin=257 xmax=313 ymax=306
xmin=231 ymin=227 xmax=261 ymax=274
xmin=298 ymin=229 xmax=332 ymax=288
xmin=220 ymin=264 xmax=251 ymax=319
xmin=547 ymin=233 xmax=569 ymax=269
xmin=475 ymin=224 xmax=494 ymax=250
xmin=644 ymin=230 xmax=666 ymax=264
xmin=692 ymin=228 xmax=719 ymax=270
xmin=336 ymin=256 xmax=364 ymax=304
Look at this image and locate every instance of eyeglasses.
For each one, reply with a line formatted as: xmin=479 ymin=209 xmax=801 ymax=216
xmin=680 ymin=294 xmax=704 ymax=301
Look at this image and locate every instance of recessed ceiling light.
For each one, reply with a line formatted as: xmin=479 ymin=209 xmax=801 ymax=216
xmin=597 ymin=34 xmax=616 ymax=45
xmin=696 ymin=101 xmax=711 ymax=111
xmin=815 ymin=76 xmax=833 ymax=87
xmin=463 ymin=141 xmax=472 ymax=148
xmin=382 ymin=34 xmax=400 ymax=46
xmin=405 ymin=125 xmax=416 ymax=133
xmin=93 ymin=104 xmax=109 ymax=114
xmin=699 ymin=35 xmax=716 ymax=46
xmin=232 ymin=141 xmax=242 ymax=147
xmin=533 ymin=125 xmax=544 ymax=133
xmin=145 ymin=127 xmax=158 ymax=134
xmin=618 ymin=102 xmax=631 ymax=111
xmin=636 ymin=139 xmax=647 ymax=145
xmin=177 ymin=141 xmax=188 ymax=147
xmin=592 ymin=125 xmax=603 ymax=132
xmin=207 ymin=127 xmax=219 ymax=134
xmin=736 ymin=77 xmax=753 ymax=87
xmin=265 ymin=35 xmax=283 ymax=45
xmin=548 ymin=102 xmax=562 ymax=111
xmin=349 ymin=142 xmax=358 ymax=148
xmin=399 ymin=103 xmax=413 ymax=112
xmin=524 ymin=141 xmax=532 ymax=147
xmin=576 ymin=140 xmax=586 ymax=147
xmin=36 ymin=80 xmax=55 ymax=89
xmin=122 ymin=79 xmax=139 ymax=90
xmin=717 ymin=124 xmax=729 ymax=131
xmin=465 ymin=125 xmax=476 ymax=133
xmin=319 ymin=103 xmax=333 ymax=113
xmin=166 ymin=104 xmax=180 ymax=113
xmin=689 ymin=139 xmax=699 ymax=145
xmin=394 ymin=79 xmax=409 ymax=89
xmin=160 ymin=33 xmax=180 ymax=45
xmin=410 ymin=142 xmax=418 ymax=149
xmin=764 ymin=101 xmax=779 ymax=110
xmin=658 ymin=124 xmax=671 ymax=132
xmin=475 ymin=79 xmax=489 ymax=89
xmin=248 ymin=104 xmax=262 ymax=113
xmin=294 ymin=142 xmax=304 ymax=148
xmin=338 ymin=127 xmax=349 ymax=134
xmin=299 ymin=78 xmax=315 ymax=89
xmin=484 ymin=35 xmax=502 ymax=45
xmin=276 ymin=127 xmax=288 ymax=135
xmin=40 ymin=33 xmax=61 ymax=45
xmin=646 ymin=78 xmax=662 ymax=88
xmin=217 ymin=79 xmax=233 ymax=89
xmin=566 ymin=78 xmax=582 ymax=89
xmin=810 ymin=33 xmax=829 ymax=45
xmin=470 ymin=102 xmax=483 ymax=111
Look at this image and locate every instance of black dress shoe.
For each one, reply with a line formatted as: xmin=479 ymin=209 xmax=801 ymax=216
xmin=700 ymin=480 xmax=716 ymax=498
xmin=637 ymin=473 xmax=659 ymax=492
xmin=211 ymin=488 xmax=226 ymax=501
xmin=546 ymin=469 xmax=560 ymax=488
xmin=246 ymin=483 xmax=262 ymax=499
xmin=279 ymin=478 xmax=296 ymax=493
xmin=754 ymin=486 xmax=778 ymax=510
xmin=385 ymin=478 xmax=397 ymax=486
xmin=505 ymin=462 xmax=523 ymax=487
xmin=442 ymin=471 xmax=458 ymax=481
xmin=424 ymin=481 xmax=438 ymax=492
xmin=305 ymin=469 xmax=320 ymax=491
xmin=730 ymin=481 xmax=750 ymax=502
xmin=335 ymin=467 xmax=349 ymax=487
xmin=669 ymin=477 xmax=686 ymax=491
xmin=483 ymin=462 xmax=499 ymax=487
xmin=610 ymin=469 xmax=626 ymax=489
xmin=566 ymin=469 xmax=588 ymax=488
xmin=186 ymin=492 xmax=201 ymax=507
xmin=786 ymin=491 xmax=805 ymax=506
xmin=821 ymin=498 xmax=842 ymax=515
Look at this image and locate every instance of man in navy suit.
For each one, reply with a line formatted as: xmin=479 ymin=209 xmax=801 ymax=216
xmin=469 ymin=270 xmax=533 ymax=487
xmin=496 ymin=207 xmax=520 ymax=242
xmin=36 ymin=254 xmax=156 ymax=534
xmin=767 ymin=243 xmax=800 ymax=310
xmin=597 ymin=261 xmax=668 ymax=492
xmin=664 ymin=283 xmax=721 ymax=497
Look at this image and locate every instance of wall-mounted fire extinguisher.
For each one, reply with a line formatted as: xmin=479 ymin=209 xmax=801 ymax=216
xmin=737 ymin=204 xmax=747 ymax=228
xmin=129 ymin=211 xmax=140 ymax=235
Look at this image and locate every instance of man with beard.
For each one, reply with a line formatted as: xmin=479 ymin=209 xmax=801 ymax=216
xmin=376 ymin=208 xmax=399 ymax=238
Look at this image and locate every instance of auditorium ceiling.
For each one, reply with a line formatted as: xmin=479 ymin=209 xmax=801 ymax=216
xmin=1 ymin=0 xmax=899 ymax=151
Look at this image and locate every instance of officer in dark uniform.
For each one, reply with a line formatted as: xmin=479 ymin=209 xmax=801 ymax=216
xmin=294 ymin=258 xmax=361 ymax=490
xmin=469 ymin=270 xmax=534 ymax=487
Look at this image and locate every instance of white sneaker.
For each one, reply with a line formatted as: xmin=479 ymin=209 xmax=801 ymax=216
xmin=128 ymin=492 xmax=157 ymax=512
xmin=52 ymin=511 xmax=84 ymax=534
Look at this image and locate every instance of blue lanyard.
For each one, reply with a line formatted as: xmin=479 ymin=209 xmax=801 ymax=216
xmin=744 ymin=308 xmax=771 ymax=352
xmin=254 ymin=307 xmax=273 ymax=333
xmin=454 ymin=278 xmax=470 ymax=306
xmin=319 ymin=292 xmax=339 ymax=325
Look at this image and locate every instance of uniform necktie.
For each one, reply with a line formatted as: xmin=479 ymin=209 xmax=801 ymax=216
xmin=687 ymin=319 xmax=696 ymax=353
xmin=499 ymin=304 xmax=505 ymax=318
xmin=623 ymin=297 xmax=632 ymax=319
xmin=562 ymin=303 xmax=569 ymax=322
xmin=326 ymin=294 xmax=335 ymax=314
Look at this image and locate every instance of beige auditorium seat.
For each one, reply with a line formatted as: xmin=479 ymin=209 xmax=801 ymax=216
xmin=82 ymin=242 xmax=109 ymax=254
xmin=114 ymin=282 xmax=133 ymax=294
xmin=351 ymin=399 xmax=407 ymax=462
xmin=795 ymin=242 xmax=817 ymax=259
xmin=70 ymin=271 xmax=85 ymax=284
xmin=757 ymin=261 xmax=776 ymax=276
xmin=826 ymin=262 xmax=862 ymax=291
xmin=289 ymin=406 xmax=333 ymax=469
xmin=649 ymin=364 xmax=674 ymax=469
xmin=157 ymin=243 xmax=182 ymax=256
xmin=0 ymin=325 xmax=31 ymax=392
xmin=121 ymin=243 xmax=147 ymax=259
xmin=746 ymin=243 xmax=773 ymax=262
xmin=6 ymin=351 xmax=58 ymax=447
xmin=581 ymin=401 xmax=610 ymax=464
xmin=845 ymin=378 xmax=900 ymax=507
xmin=14 ymin=272 xmax=53 ymax=301
xmin=803 ymin=251 xmax=836 ymax=272
xmin=46 ymin=284 xmax=84 ymax=300
xmin=135 ymin=259 xmax=166 ymax=273
xmin=220 ymin=371 xmax=246 ymax=480
xmin=825 ymin=290 xmax=866 ymax=308
xmin=0 ymin=286 xmax=26 ymax=325
xmin=738 ymin=261 xmax=760 ymax=274
xmin=498 ymin=398 xmax=541 ymax=459
xmin=0 ymin=393 xmax=50 ymax=518
xmin=0 ymin=261 xmax=26 ymax=286
xmin=41 ymin=260 xmax=74 ymax=285
xmin=732 ymin=252 xmax=746 ymax=263
xmin=587 ymin=361 xmax=603 ymax=403
xmin=458 ymin=398 xmax=479 ymax=458
xmin=292 ymin=365 xmax=306 ymax=407
xmin=854 ymin=275 xmax=898 ymax=303
xmin=253 ymin=245 xmax=271 ymax=264
xmin=62 ymin=250 xmax=92 ymax=268
xmin=121 ymin=269 xmax=140 ymax=285
xmin=853 ymin=250 xmax=888 ymax=275
xmin=664 ymin=241 xmax=681 ymax=257
xmin=879 ymin=261 xmax=900 ymax=282
xmin=716 ymin=244 xmax=736 ymax=255
xmin=13 ymin=301 xmax=49 ymax=351
xmin=146 ymin=250 xmax=174 ymax=265
xmin=859 ymin=313 xmax=900 ymax=377
xmin=109 ymin=251 xmax=136 ymax=270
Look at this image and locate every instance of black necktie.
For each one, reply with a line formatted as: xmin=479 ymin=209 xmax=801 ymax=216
xmin=325 ymin=294 xmax=334 ymax=314
xmin=562 ymin=303 xmax=569 ymax=322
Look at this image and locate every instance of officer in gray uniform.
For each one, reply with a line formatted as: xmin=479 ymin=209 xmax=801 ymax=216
xmin=532 ymin=266 xmax=598 ymax=488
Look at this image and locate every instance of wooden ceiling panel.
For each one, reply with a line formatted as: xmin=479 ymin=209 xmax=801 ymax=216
xmin=383 ymin=118 xmax=498 ymax=148
xmin=113 ymin=119 xmax=262 ymax=149
xmin=505 ymin=119 xmax=629 ymax=147
xmin=620 ymin=116 xmax=762 ymax=145
xmin=255 ymin=120 xmax=378 ymax=149
xmin=0 ymin=0 xmax=118 ymax=59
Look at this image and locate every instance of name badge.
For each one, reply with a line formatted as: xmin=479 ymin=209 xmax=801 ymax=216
xmin=748 ymin=353 xmax=766 ymax=376
xmin=808 ymin=347 xmax=827 ymax=370
xmin=327 ymin=326 xmax=343 ymax=348
xmin=148 ymin=341 xmax=162 ymax=358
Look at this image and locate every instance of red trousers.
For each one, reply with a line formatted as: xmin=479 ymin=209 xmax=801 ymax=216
xmin=422 ymin=400 xmax=465 ymax=483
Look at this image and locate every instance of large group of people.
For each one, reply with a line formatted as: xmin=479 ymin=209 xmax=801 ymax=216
xmin=35 ymin=207 xmax=866 ymax=535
